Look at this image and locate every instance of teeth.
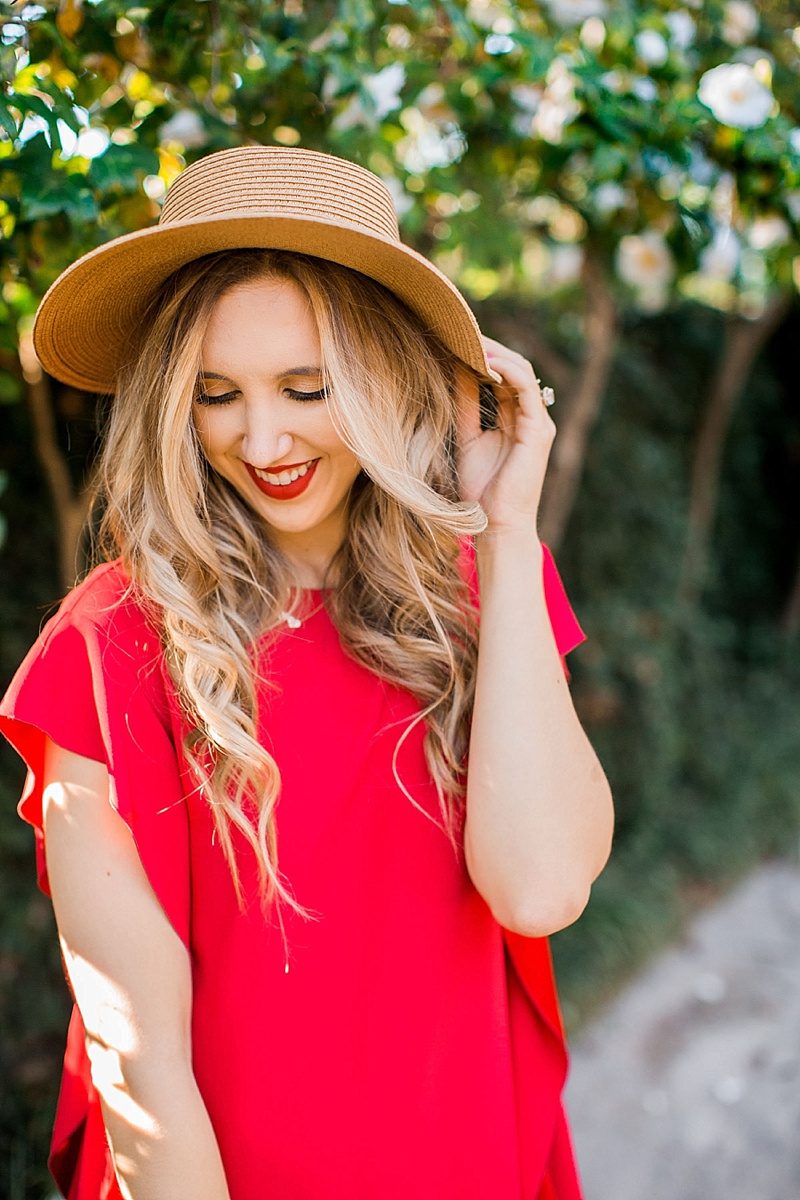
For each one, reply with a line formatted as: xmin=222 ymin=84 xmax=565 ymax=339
xmin=253 ymin=460 xmax=315 ymax=486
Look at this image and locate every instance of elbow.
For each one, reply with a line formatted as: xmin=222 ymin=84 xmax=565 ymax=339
xmin=494 ymin=879 xmax=592 ymax=938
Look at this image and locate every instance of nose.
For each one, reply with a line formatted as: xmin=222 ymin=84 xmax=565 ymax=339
xmin=240 ymin=402 xmax=297 ymax=470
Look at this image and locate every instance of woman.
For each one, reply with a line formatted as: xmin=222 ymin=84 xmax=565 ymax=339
xmin=0 ymin=145 xmax=614 ymax=1200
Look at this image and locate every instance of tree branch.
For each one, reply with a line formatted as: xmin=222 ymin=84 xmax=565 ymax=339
xmin=18 ymin=331 xmax=92 ymax=591
xmin=677 ymin=291 xmax=792 ymax=607
xmin=538 ymin=251 xmax=618 ymax=551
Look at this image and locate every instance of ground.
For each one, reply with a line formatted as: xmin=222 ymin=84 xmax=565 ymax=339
xmin=564 ymin=856 xmax=800 ymax=1200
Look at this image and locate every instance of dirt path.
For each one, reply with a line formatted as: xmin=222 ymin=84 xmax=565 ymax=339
xmin=563 ymin=856 xmax=800 ymax=1200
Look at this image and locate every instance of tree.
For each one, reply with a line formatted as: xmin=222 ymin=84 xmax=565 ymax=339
xmin=0 ymin=0 xmax=797 ymax=590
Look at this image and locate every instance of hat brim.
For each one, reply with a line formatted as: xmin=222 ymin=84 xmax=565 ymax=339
xmin=32 ymin=211 xmax=503 ymax=393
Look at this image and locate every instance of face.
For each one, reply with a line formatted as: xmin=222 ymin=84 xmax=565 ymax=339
xmin=192 ymin=275 xmax=363 ymax=583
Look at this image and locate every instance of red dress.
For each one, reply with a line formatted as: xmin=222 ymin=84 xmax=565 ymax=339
xmin=0 ymin=536 xmax=587 ymax=1200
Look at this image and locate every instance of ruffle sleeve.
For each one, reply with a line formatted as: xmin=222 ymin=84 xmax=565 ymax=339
xmin=457 ymin=534 xmax=587 ymax=668
xmin=0 ymin=560 xmax=191 ymax=1200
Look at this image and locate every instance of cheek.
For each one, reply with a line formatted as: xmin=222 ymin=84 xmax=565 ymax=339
xmin=315 ymin=410 xmax=357 ymax=460
xmin=192 ymin=408 xmax=228 ymax=458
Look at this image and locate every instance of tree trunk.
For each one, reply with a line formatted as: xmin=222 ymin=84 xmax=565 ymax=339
xmin=538 ymin=252 xmax=618 ymax=551
xmin=18 ymin=331 xmax=92 ymax=592
xmin=677 ymin=292 xmax=791 ymax=607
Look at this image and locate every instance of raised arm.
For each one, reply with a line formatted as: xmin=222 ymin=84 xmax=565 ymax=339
xmin=41 ymin=735 xmax=232 ymax=1200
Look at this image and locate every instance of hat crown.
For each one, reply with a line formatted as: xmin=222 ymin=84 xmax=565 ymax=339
xmin=159 ymin=144 xmax=402 ymax=243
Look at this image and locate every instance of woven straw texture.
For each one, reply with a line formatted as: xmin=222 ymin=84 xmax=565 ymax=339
xmin=32 ymin=144 xmax=498 ymax=393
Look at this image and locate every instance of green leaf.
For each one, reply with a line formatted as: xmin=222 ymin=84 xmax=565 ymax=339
xmin=9 ymin=93 xmax=63 ymax=152
xmin=0 ymin=373 xmax=22 ymax=404
xmin=0 ymin=97 xmax=18 ymax=142
xmin=37 ymin=82 xmax=84 ymax=135
xmin=337 ymin=0 xmax=379 ymax=34
xmin=15 ymin=129 xmax=53 ymax=176
xmin=87 ymin=142 xmax=160 ymax=190
xmin=18 ymin=139 xmax=99 ymax=221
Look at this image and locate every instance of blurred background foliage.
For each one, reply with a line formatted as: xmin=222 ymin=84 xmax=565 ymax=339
xmin=0 ymin=0 xmax=798 ymax=1194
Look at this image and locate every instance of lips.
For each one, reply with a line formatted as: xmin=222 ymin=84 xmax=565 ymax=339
xmin=244 ymin=458 xmax=320 ymax=500
xmin=257 ymin=459 xmax=314 ymax=472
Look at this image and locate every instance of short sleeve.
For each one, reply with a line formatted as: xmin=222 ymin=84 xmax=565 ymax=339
xmin=540 ymin=541 xmax=587 ymax=659
xmin=0 ymin=564 xmax=191 ymax=950
xmin=457 ymin=535 xmax=587 ymax=664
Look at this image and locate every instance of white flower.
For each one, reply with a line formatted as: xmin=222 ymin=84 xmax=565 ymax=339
xmin=636 ymin=286 xmax=670 ymax=314
xmin=416 ymin=82 xmax=450 ymax=121
xmin=74 ymin=127 xmax=110 ymax=159
xmin=600 ymin=70 xmax=625 ymax=93
xmin=785 ymin=191 xmax=800 ymax=222
xmin=396 ymin=109 xmax=466 ymax=173
xmin=632 ymin=77 xmax=658 ymax=101
xmin=330 ymin=95 xmax=368 ymax=132
xmin=363 ymin=62 xmax=405 ymax=120
xmin=543 ymin=0 xmax=607 ymax=25
xmin=634 ymin=29 xmax=669 ymax=67
xmin=697 ymin=62 xmax=774 ymax=130
xmin=616 ymin=230 xmax=676 ymax=290
xmin=593 ymin=182 xmax=628 ymax=214
xmin=485 ymin=33 xmax=516 ymax=54
xmin=510 ymin=84 xmax=542 ymax=136
xmin=331 ymin=63 xmax=405 ymax=133
xmin=789 ymin=128 xmax=800 ymax=156
xmin=466 ymin=0 xmax=513 ymax=30
xmin=143 ymin=174 xmax=166 ymax=201
xmin=510 ymin=83 xmax=542 ymax=113
xmin=533 ymin=96 xmax=580 ymax=143
xmin=321 ymin=71 xmax=341 ymax=104
xmin=531 ymin=59 xmax=581 ymax=144
xmin=579 ymin=16 xmax=606 ymax=52
xmin=747 ymin=214 xmax=791 ymax=250
xmin=545 ymin=58 xmax=579 ymax=104
xmin=699 ymin=226 xmax=740 ymax=280
xmin=721 ymin=1 xmax=758 ymax=47
xmin=547 ymin=243 xmax=584 ymax=287
xmin=665 ymin=10 xmax=696 ymax=49
xmin=159 ymin=109 xmax=206 ymax=148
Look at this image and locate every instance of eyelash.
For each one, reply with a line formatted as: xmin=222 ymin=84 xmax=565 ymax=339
xmin=194 ymin=386 xmax=329 ymax=407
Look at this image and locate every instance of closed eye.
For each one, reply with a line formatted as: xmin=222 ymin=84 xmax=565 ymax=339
xmin=194 ymin=386 xmax=330 ymax=406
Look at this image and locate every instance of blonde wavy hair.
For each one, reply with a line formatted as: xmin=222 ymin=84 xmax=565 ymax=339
xmin=86 ymin=247 xmax=489 ymax=934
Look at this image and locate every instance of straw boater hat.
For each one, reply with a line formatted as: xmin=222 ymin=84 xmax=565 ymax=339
xmin=32 ymin=143 xmax=505 ymax=395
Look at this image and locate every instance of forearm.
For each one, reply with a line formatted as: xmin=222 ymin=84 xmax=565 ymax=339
xmin=90 ymin=1049 xmax=232 ymax=1200
xmin=464 ymin=527 xmax=614 ymax=935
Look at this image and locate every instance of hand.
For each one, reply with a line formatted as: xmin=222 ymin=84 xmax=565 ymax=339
xmin=452 ymin=335 xmax=556 ymax=534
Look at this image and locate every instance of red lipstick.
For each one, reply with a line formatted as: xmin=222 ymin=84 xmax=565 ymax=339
xmin=244 ymin=458 xmax=320 ymax=501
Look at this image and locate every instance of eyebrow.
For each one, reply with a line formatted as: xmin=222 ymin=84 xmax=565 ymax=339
xmin=197 ymin=365 xmax=323 ymax=381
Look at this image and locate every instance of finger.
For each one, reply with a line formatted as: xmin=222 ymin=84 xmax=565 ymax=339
xmin=485 ymin=352 xmax=543 ymax=424
xmin=482 ymin=335 xmax=530 ymax=366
